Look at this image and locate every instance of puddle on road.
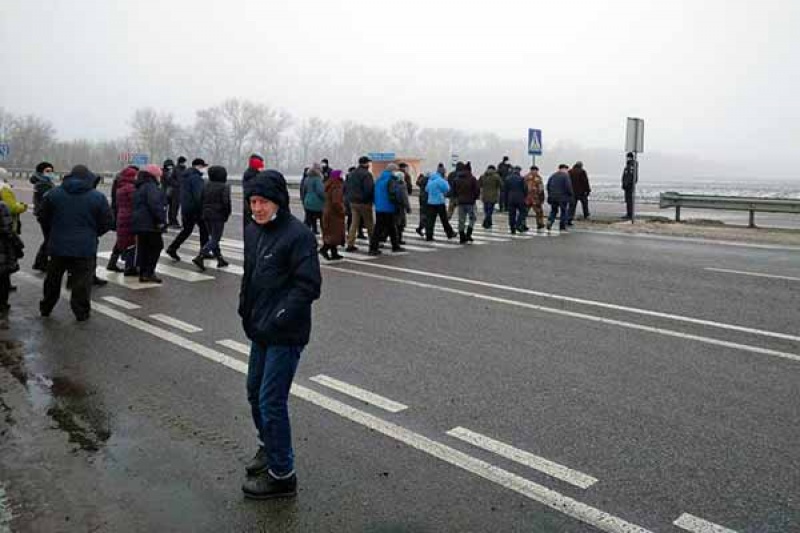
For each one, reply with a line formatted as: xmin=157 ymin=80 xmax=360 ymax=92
xmin=0 ymin=333 xmax=112 ymax=452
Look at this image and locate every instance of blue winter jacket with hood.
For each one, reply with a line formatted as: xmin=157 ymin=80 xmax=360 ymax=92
xmin=374 ymin=170 xmax=399 ymax=214
xmin=425 ymin=171 xmax=450 ymax=205
xmin=240 ymin=170 xmax=322 ymax=347
xmin=39 ymin=167 xmax=112 ymax=257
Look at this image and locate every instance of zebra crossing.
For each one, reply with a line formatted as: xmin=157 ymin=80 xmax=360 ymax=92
xmin=86 ymin=217 xmax=565 ymax=292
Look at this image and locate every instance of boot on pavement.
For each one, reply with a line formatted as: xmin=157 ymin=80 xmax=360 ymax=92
xmin=217 ymin=256 xmax=229 ymax=268
xmin=192 ymin=255 xmax=205 ymax=271
xmin=242 ymin=470 xmax=297 ymax=500
xmin=459 ymin=231 xmax=467 ymax=244
xmin=106 ymin=250 xmax=122 ymax=272
xmin=245 ymin=446 xmax=269 ymax=476
xmin=466 ymin=227 xmax=474 ymax=242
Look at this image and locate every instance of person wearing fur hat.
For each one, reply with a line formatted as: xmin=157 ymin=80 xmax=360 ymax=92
xmin=193 ymin=165 xmax=231 ymax=271
xmin=240 ymin=169 xmax=321 ymax=500
xmin=38 ymin=165 xmax=112 ymax=321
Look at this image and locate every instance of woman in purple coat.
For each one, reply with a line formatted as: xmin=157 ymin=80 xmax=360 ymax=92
xmin=106 ymin=166 xmax=138 ymax=275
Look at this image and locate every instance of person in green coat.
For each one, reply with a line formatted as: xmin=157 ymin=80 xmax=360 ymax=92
xmin=478 ymin=165 xmax=503 ymax=228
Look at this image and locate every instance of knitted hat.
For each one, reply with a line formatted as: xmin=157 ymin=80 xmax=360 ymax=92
xmin=143 ymin=164 xmax=163 ymax=178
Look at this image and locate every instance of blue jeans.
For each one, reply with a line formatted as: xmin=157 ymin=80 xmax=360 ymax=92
xmin=548 ymin=201 xmax=569 ymax=229
xmin=482 ymin=202 xmax=495 ymax=226
xmin=246 ymin=343 xmax=303 ymax=477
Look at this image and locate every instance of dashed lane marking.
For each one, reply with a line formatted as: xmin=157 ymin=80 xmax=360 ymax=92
xmin=216 ymin=339 xmax=250 ymax=355
xmin=446 ymin=426 xmax=598 ymax=489
xmin=309 ymin=374 xmax=408 ymax=413
xmin=100 ymin=296 xmax=141 ymax=310
xmin=149 ymin=314 xmax=203 ymax=333
xmin=705 ymin=267 xmax=800 ymax=282
xmin=13 ymin=276 xmax=653 ymax=533
xmin=674 ymin=513 xmax=739 ymax=533
xmin=322 ymin=266 xmax=800 ymax=363
xmin=341 ymin=262 xmax=800 ymax=345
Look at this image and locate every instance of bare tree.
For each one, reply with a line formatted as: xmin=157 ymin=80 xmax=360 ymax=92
xmin=219 ymin=99 xmax=258 ymax=168
xmin=8 ymin=114 xmax=56 ymax=167
xmin=295 ymin=117 xmax=333 ymax=167
xmin=250 ymin=104 xmax=293 ymax=169
xmin=390 ymin=120 xmax=420 ymax=155
xmin=130 ymin=108 xmax=180 ymax=165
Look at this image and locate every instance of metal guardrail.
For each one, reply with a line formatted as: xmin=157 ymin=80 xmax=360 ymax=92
xmin=659 ymin=192 xmax=800 ymax=228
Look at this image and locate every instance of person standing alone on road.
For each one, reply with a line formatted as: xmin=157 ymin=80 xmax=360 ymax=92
xmin=546 ymin=164 xmax=574 ymax=232
xmin=193 ymin=165 xmax=231 ymax=271
xmin=39 ymin=165 xmax=112 ymax=321
xmin=240 ymin=169 xmax=321 ymax=500
xmin=621 ymin=152 xmax=638 ymax=220
xmin=166 ymin=158 xmax=209 ymax=262
xmin=568 ymin=161 xmax=591 ymax=224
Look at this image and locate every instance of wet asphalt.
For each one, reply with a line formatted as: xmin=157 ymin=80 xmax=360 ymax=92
xmin=0 ymin=191 xmax=798 ymax=532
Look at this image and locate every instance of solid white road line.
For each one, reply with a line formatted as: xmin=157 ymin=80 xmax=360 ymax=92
xmin=705 ymin=267 xmax=800 ymax=282
xmin=94 ymin=268 xmax=161 ymax=290
xmin=309 ymin=375 xmax=408 ymax=413
xmin=97 ymin=252 xmax=215 ymax=282
xmin=575 ymin=229 xmax=800 ymax=253
xmin=18 ymin=271 xmax=655 ymax=532
xmin=216 ymin=339 xmax=251 ymax=355
xmin=674 ymin=513 xmax=738 ymax=533
xmin=323 ymin=266 xmax=800 ymax=363
xmin=149 ymin=314 xmax=203 ymax=333
xmin=100 ymin=296 xmax=141 ymax=310
xmin=446 ymin=427 xmax=598 ymax=489
xmin=342 ymin=262 xmax=800 ymax=345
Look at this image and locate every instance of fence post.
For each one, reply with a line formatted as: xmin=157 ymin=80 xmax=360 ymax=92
xmin=675 ymin=206 xmax=681 ymax=222
xmin=749 ymin=210 xmax=755 ymax=228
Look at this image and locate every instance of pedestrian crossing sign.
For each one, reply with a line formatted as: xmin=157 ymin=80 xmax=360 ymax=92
xmin=528 ymin=129 xmax=543 ymax=156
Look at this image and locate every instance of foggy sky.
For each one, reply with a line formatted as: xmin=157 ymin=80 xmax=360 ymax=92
xmin=1 ymin=0 xmax=799 ymax=173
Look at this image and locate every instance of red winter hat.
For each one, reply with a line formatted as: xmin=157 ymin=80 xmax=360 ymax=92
xmin=249 ymin=155 xmax=265 ymax=171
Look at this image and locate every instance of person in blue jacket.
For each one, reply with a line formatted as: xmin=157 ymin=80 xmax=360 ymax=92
xmin=424 ymin=170 xmax=456 ymax=241
xmin=38 ymin=165 xmax=112 ymax=321
xmin=166 ymin=158 xmax=209 ymax=261
xmin=240 ymin=169 xmax=322 ymax=500
xmin=369 ymin=164 xmax=405 ymax=255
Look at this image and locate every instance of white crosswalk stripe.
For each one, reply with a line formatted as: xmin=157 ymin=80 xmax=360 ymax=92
xmin=97 ymin=252 xmax=215 ymax=282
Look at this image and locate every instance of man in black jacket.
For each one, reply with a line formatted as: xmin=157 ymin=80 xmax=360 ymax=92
xmin=239 ymin=169 xmax=321 ymax=500
xmin=344 ymin=156 xmax=375 ymax=251
xmin=167 ymin=156 xmax=186 ymax=227
xmin=621 ymin=152 xmax=638 ymax=220
xmin=166 ymin=158 xmax=208 ymax=262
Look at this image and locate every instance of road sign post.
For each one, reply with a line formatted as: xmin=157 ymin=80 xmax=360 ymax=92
xmin=528 ymin=129 xmax=542 ymax=167
xmin=625 ymin=118 xmax=645 ymax=224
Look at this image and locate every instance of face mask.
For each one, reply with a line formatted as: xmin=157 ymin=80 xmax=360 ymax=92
xmin=44 ymin=172 xmax=55 ymax=178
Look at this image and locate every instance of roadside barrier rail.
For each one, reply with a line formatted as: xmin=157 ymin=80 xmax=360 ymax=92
xmin=659 ymin=191 xmax=800 ymax=228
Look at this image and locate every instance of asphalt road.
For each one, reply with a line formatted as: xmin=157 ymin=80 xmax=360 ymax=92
xmin=0 ymin=196 xmax=798 ymax=532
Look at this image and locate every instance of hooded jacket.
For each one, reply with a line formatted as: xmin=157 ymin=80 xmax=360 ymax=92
xmin=453 ymin=171 xmax=480 ymax=205
xmin=202 ymin=166 xmax=232 ymax=222
xmin=546 ymin=171 xmax=575 ymax=204
xmin=373 ymin=170 xmax=398 ymax=214
xmin=114 ymin=168 xmax=138 ymax=249
xmin=132 ymin=171 xmax=167 ymax=233
xmin=179 ymin=167 xmax=205 ymax=215
xmin=569 ymin=167 xmax=591 ymax=196
xmin=425 ymin=172 xmax=450 ymax=206
xmin=240 ymin=170 xmax=322 ymax=346
xmin=0 ymin=183 xmax=28 ymax=234
xmin=39 ymin=170 xmax=112 ymax=257
xmin=302 ymin=170 xmax=326 ymax=212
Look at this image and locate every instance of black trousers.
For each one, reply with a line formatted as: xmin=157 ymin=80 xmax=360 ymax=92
xmin=168 ymin=212 xmax=208 ymax=252
xmin=624 ymin=188 xmax=634 ymax=218
xmin=425 ymin=204 xmax=455 ymax=240
xmin=33 ymin=221 xmax=50 ymax=270
xmin=41 ymin=256 xmax=94 ymax=318
xmin=371 ymin=212 xmax=399 ymax=251
xmin=137 ymin=232 xmax=164 ymax=277
xmin=167 ymin=188 xmax=181 ymax=226
xmin=0 ymin=273 xmax=10 ymax=311
xmin=305 ymin=210 xmax=322 ymax=234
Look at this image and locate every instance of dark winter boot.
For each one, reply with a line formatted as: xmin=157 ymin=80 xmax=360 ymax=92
xmin=318 ymin=245 xmax=331 ymax=261
xmin=217 ymin=256 xmax=229 ymax=268
xmin=242 ymin=471 xmax=297 ymax=500
xmin=330 ymin=247 xmax=344 ymax=260
xmin=106 ymin=249 xmax=122 ymax=272
xmin=466 ymin=227 xmax=474 ymax=242
xmin=192 ymin=255 xmax=205 ymax=271
xmin=459 ymin=231 xmax=467 ymax=244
